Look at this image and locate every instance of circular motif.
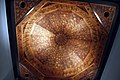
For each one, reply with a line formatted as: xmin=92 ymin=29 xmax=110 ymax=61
xmin=54 ymin=31 xmax=69 ymax=46
xmin=19 ymin=1 xmax=26 ymax=9
xmin=104 ymin=11 xmax=110 ymax=18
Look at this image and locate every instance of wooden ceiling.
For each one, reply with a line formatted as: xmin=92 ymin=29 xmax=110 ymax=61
xmin=15 ymin=0 xmax=116 ymax=80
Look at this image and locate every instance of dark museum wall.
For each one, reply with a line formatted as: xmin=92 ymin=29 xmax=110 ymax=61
xmin=100 ymin=23 xmax=120 ymax=79
xmin=0 ymin=0 xmax=120 ymax=80
xmin=0 ymin=0 xmax=15 ymax=80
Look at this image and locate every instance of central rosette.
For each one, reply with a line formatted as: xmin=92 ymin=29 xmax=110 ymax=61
xmin=55 ymin=31 xmax=69 ymax=46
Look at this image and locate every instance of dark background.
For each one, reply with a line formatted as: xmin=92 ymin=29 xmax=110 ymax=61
xmin=0 ymin=0 xmax=15 ymax=80
xmin=0 ymin=0 xmax=120 ymax=80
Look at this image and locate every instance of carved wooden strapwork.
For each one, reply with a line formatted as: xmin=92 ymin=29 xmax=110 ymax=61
xmin=16 ymin=0 xmax=116 ymax=80
xmin=90 ymin=3 xmax=116 ymax=32
xmin=14 ymin=0 xmax=41 ymax=24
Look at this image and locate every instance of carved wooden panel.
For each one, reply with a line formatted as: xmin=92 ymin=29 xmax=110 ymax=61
xmin=14 ymin=0 xmax=41 ymax=24
xmin=15 ymin=0 xmax=116 ymax=80
xmin=91 ymin=3 xmax=116 ymax=32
